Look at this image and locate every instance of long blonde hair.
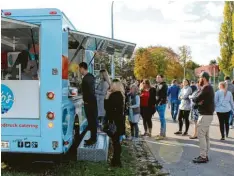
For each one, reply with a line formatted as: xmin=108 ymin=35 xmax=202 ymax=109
xmin=219 ymin=81 xmax=227 ymax=96
xmin=100 ymin=69 xmax=111 ymax=87
xmin=110 ymin=79 xmax=125 ymax=100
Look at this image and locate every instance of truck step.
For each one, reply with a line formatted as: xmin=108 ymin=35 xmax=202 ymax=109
xmin=77 ymin=131 xmax=109 ymax=162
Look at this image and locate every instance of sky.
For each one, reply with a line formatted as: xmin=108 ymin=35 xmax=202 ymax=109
xmin=1 ymin=0 xmax=224 ymax=65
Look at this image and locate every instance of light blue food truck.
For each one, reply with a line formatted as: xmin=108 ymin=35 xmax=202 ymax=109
xmin=1 ymin=8 xmax=136 ymax=155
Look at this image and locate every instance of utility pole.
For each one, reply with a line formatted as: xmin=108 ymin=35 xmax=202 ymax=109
xmin=111 ymin=1 xmax=115 ymax=79
xmin=184 ymin=66 xmax=186 ymax=80
xmin=213 ymin=65 xmax=216 ymax=89
xmin=233 ymin=68 xmax=234 ymax=80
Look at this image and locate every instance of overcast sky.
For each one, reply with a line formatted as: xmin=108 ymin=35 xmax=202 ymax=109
xmin=1 ymin=0 xmax=224 ymax=65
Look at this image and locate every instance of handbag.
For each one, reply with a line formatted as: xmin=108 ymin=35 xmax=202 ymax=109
xmin=103 ymin=120 xmax=117 ymax=137
xmin=132 ymin=107 xmax=140 ymax=114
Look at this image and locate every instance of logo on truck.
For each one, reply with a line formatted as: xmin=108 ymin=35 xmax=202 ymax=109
xmin=1 ymin=84 xmax=14 ymax=114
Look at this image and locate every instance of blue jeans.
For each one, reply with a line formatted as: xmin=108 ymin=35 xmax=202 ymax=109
xmin=129 ymin=122 xmax=139 ymax=138
xmin=171 ymin=100 xmax=179 ymax=120
xmin=156 ymin=104 xmax=166 ymax=136
xmin=229 ymin=111 xmax=233 ymax=126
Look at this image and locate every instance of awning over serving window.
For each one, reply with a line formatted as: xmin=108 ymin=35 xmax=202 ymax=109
xmin=1 ymin=17 xmax=39 ymax=51
xmin=68 ymin=30 xmax=136 ymax=59
xmin=1 ymin=17 xmax=39 ymax=29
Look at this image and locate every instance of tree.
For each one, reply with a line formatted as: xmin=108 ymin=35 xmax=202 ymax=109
xmin=219 ymin=1 xmax=234 ymax=76
xmin=117 ymin=58 xmax=135 ymax=79
xmin=165 ymin=59 xmax=184 ymax=81
xmin=134 ymin=48 xmax=157 ymax=80
xmin=149 ymin=46 xmax=183 ymax=81
xmin=209 ymin=59 xmax=217 ymax=65
xmin=134 ymin=46 xmax=184 ymax=81
xmin=185 ymin=60 xmax=200 ymax=80
xmin=178 ymin=45 xmax=192 ymax=79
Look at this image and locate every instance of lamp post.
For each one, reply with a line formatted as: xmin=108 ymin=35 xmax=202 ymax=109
xmin=213 ymin=64 xmax=216 ymax=89
xmin=111 ymin=1 xmax=115 ymax=79
xmin=233 ymin=68 xmax=234 ymax=80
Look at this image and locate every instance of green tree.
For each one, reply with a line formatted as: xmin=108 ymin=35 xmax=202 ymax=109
xmin=134 ymin=46 xmax=184 ymax=81
xmin=117 ymin=58 xmax=135 ymax=79
xmin=178 ymin=45 xmax=192 ymax=79
xmin=209 ymin=59 xmax=217 ymax=65
xmin=219 ymin=1 xmax=234 ymax=76
xmin=185 ymin=60 xmax=200 ymax=80
xmin=134 ymin=48 xmax=157 ymax=80
xmin=149 ymin=46 xmax=183 ymax=81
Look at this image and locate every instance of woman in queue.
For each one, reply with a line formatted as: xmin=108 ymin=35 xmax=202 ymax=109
xmin=174 ymin=79 xmax=192 ymax=136
xmin=128 ymin=84 xmax=141 ymax=140
xmin=96 ymin=69 xmax=111 ymax=130
xmin=215 ymin=82 xmax=234 ymax=140
xmin=104 ymin=79 xmax=125 ymax=167
xmin=140 ymin=79 xmax=156 ymax=137
xmin=189 ymin=80 xmax=201 ymax=139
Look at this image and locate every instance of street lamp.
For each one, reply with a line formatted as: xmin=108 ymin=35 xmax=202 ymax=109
xmin=111 ymin=1 xmax=115 ymax=79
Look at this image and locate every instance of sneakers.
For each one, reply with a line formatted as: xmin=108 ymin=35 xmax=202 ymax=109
xmin=221 ymin=137 xmax=225 ymax=141
xmin=193 ymin=156 xmax=208 ymax=163
xmin=230 ymin=126 xmax=233 ymax=129
xmin=156 ymin=135 xmax=165 ymax=140
xmin=174 ymin=131 xmax=182 ymax=135
xmin=182 ymin=132 xmax=188 ymax=136
xmin=142 ymin=132 xmax=149 ymax=137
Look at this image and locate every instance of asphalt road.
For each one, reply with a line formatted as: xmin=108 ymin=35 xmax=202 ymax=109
xmin=139 ymin=108 xmax=234 ymax=176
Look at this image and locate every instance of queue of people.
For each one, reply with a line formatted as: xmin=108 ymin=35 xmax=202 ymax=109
xmin=79 ymin=62 xmax=234 ymax=166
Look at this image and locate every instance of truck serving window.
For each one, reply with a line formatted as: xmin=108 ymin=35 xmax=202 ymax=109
xmin=1 ymin=17 xmax=40 ymax=80
xmin=67 ymin=29 xmax=136 ymax=91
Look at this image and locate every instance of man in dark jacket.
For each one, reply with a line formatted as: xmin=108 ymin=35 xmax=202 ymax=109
xmin=192 ymin=71 xmax=214 ymax=163
xmin=155 ymin=74 xmax=168 ymax=139
xmin=79 ymin=62 xmax=97 ymax=146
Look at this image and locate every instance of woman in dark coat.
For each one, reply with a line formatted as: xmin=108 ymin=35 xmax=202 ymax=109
xmin=104 ymin=79 xmax=125 ymax=167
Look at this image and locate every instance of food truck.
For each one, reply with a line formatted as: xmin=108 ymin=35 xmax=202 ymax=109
xmin=1 ymin=8 xmax=136 ymax=154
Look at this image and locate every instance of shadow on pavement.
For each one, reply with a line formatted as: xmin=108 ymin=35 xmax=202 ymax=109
xmin=210 ymin=138 xmax=234 ymax=146
xmin=145 ymin=137 xmax=234 ymax=176
xmin=146 ymin=136 xmax=234 ymax=153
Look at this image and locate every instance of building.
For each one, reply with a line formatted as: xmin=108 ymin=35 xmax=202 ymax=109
xmin=195 ymin=65 xmax=220 ymax=77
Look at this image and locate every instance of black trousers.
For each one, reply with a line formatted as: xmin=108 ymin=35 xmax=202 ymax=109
xmin=217 ymin=112 xmax=230 ymax=138
xmin=141 ymin=107 xmax=153 ymax=131
xmin=111 ymin=133 xmax=121 ymax=164
xmin=84 ymin=103 xmax=97 ymax=140
xmin=178 ymin=110 xmax=190 ymax=133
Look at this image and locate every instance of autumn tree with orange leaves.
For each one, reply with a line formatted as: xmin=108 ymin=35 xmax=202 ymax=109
xmin=134 ymin=46 xmax=184 ymax=81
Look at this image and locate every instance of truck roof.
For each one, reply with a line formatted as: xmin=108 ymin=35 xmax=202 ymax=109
xmin=1 ymin=8 xmax=76 ymax=30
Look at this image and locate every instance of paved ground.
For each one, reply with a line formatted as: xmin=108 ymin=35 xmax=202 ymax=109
xmin=139 ymin=108 xmax=234 ymax=176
